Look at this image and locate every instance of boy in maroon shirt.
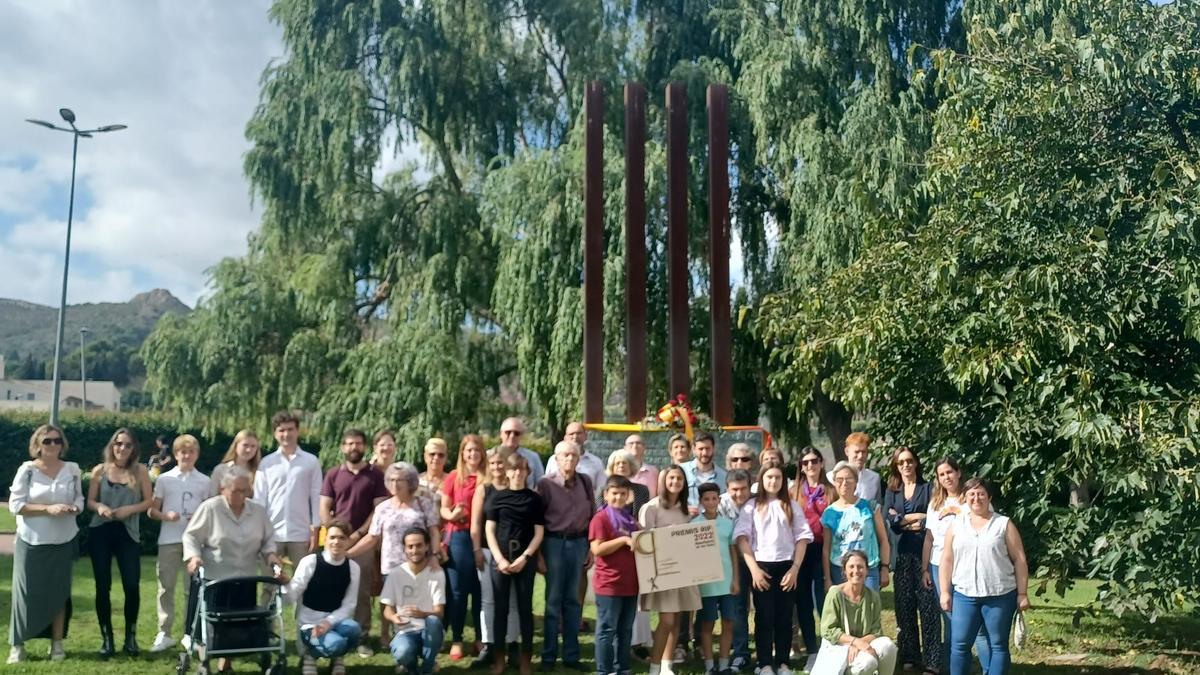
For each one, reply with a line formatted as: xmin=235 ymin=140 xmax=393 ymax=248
xmin=589 ymin=476 xmax=640 ymax=675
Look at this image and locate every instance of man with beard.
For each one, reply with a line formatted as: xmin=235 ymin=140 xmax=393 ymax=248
xmin=320 ymin=428 xmax=390 ymax=657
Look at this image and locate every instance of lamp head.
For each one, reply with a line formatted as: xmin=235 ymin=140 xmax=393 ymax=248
xmin=59 ymin=108 xmax=76 ymax=124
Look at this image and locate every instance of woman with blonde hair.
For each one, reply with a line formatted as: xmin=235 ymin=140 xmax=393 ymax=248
xmin=420 ymin=437 xmax=450 ymax=494
xmin=442 ymin=434 xmax=488 ymax=660
xmin=471 ymin=447 xmax=519 ymax=668
xmin=87 ymin=427 xmax=153 ymax=658
xmin=7 ymin=425 xmax=84 ymax=664
xmin=209 ymin=429 xmax=261 ymax=496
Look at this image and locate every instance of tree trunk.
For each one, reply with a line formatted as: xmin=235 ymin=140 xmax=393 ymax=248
xmin=812 ymin=383 xmax=852 ymax=462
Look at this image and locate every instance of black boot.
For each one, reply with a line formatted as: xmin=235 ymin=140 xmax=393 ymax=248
xmin=98 ymin=622 xmax=115 ymax=660
xmin=122 ymin=627 xmax=139 ymax=656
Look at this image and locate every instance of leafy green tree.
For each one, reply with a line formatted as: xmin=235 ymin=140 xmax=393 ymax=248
xmin=762 ymin=0 xmax=1200 ymax=615
xmin=145 ymin=0 xmax=792 ymax=450
xmin=718 ymin=0 xmax=967 ymax=457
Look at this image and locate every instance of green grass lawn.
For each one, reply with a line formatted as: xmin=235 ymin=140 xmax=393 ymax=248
xmin=0 ymin=553 xmax=1195 ymax=674
xmin=0 ymin=509 xmax=17 ymax=534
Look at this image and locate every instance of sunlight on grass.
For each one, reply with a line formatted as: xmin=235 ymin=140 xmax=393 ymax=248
xmin=0 ymin=554 xmax=1195 ymax=674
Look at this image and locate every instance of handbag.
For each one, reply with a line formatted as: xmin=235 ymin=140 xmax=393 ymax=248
xmin=1013 ymin=610 xmax=1027 ymax=649
xmin=808 ymin=595 xmax=853 ymax=675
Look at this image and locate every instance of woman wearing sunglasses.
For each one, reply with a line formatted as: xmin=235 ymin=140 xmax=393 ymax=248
xmin=791 ymin=447 xmax=832 ymax=658
xmin=7 ymin=425 xmax=85 ymax=664
xmin=87 ymin=428 xmax=154 ymax=658
xmin=883 ymin=448 xmax=939 ymax=674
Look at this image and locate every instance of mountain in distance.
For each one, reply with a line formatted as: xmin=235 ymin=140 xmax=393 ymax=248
xmin=0 ymin=289 xmax=191 ymax=366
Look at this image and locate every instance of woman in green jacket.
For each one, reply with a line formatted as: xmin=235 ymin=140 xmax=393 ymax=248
xmin=816 ymin=550 xmax=898 ymax=675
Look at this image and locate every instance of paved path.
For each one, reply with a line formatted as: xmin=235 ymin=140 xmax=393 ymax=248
xmin=0 ymin=502 xmax=13 ymax=554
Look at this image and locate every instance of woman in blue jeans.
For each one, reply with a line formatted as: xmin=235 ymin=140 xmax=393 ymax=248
xmin=923 ymin=458 xmax=991 ymax=673
xmin=938 ymin=478 xmax=1029 ymax=675
xmin=440 ymin=434 xmax=487 ymax=661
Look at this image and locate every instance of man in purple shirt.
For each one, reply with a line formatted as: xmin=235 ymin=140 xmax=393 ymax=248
xmin=536 ymin=441 xmax=595 ymax=671
xmin=319 ymin=428 xmax=389 ymax=657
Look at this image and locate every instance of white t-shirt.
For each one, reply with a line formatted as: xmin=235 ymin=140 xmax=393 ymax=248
xmin=950 ymin=514 xmax=1016 ymax=597
xmin=8 ymin=461 xmax=84 ymax=546
xmin=926 ymin=495 xmax=963 ymax=563
xmin=380 ymin=561 xmax=445 ymax=633
xmin=154 ymin=467 xmax=212 ymax=545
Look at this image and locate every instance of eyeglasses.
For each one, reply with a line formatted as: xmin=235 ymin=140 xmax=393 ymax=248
xmin=728 ymin=456 xmax=751 ymax=463
xmin=801 ymin=458 xmax=821 ymax=466
xmin=41 ymin=437 xmax=64 ymax=446
xmin=897 ymin=458 xmax=915 ymax=465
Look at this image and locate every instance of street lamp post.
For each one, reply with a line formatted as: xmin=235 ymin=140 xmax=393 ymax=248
xmin=26 ymin=109 xmax=126 ymax=426
xmin=79 ymin=327 xmax=89 ymax=413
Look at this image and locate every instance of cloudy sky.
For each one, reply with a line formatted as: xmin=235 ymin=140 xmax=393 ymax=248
xmin=1 ymin=1 xmax=283 ymax=308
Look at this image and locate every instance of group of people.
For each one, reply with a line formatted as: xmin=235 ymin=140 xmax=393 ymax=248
xmin=8 ymin=418 xmax=1030 ymax=675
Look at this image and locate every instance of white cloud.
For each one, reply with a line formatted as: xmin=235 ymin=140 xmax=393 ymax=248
xmin=0 ymin=0 xmax=284 ymax=306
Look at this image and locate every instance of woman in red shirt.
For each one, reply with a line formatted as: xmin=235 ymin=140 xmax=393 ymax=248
xmin=791 ymin=446 xmax=832 ymax=657
xmin=441 ymin=434 xmax=487 ymax=660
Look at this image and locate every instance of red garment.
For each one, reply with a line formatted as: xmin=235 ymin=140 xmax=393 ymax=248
xmin=440 ymin=471 xmax=478 ymax=535
xmin=321 ymin=463 xmax=389 ymax=530
xmin=588 ymin=510 xmax=639 ymax=597
xmin=799 ymin=482 xmax=829 ymax=545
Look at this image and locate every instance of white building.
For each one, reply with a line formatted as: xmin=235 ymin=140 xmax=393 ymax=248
xmin=0 ymin=355 xmax=121 ymax=412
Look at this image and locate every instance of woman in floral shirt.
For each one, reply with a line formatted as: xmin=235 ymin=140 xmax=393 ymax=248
xmin=347 ymin=462 xmax=441 ymax=578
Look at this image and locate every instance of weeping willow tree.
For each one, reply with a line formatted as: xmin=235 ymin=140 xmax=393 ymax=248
xmin=143 ymin=0 xmax=792 ymax=453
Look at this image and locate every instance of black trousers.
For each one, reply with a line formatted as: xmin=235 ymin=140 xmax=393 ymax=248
xmin=490 ymin=562 xmax=536 ymax=652
xmin=794 ymin=543 xmax=825 ymax=654
xmin=752 ymin=559 xmax=794 ymax=668
xmin=89 ymin=522 xmax=140 ymax=630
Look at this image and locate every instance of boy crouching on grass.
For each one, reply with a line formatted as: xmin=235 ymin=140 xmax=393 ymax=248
xmin=382 ymin=527 xmax=445 ymax=675
xmin=589 ymin=476 xmax=641 ymax=675
xmin=282 ymin=519 xmax=362 ymax=675
xmin=693 ymin=482 xmax=739 ymax=675
xmin=148 ymin=434 xmax=212 ymax=653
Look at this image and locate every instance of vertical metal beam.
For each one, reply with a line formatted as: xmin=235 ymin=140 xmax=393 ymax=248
xmin=583 ymin=81 xmax=605 ymax=423
xmin=707 ymin=85 xmax=733 ymax=425
xmin=624 ymin=83 xmax=648 ymax=423
xmin=666 ymin=83 xmax=690 ymax=397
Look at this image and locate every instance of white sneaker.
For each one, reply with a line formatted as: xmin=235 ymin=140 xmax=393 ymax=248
xmin=150 ymin=631 xmax=178 ymax=653
xmin=181 ymin=634 xmax=193 ymax=651
xmin=357 ymin=643 xmax=375 ymax=658
xmin=758 ymin=667 xmax=774 ymax=675
xmin=49 ymin=640 xmax=66 ymax=661
xmin=6 ymin=646 xmax=24 ymax=665
xmin=777 ymin=666 xmax=792 ymax=675
xmin=673 ymin=646 xmax=687 ymax=663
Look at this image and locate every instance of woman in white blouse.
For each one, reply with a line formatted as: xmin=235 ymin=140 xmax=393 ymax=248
xmin=938 ymin=478 xmax=1029 ymax=675
xmin=734 ymin=465 xmax=813 ymax=675
xmin=7 ymin=424 xmax=85 ymax=665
